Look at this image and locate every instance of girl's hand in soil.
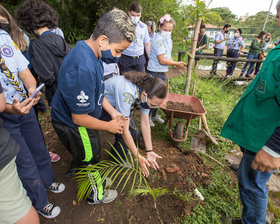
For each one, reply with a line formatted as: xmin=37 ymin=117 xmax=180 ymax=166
xmin=146 ymin=151 xmax=162 ymax=170
xmin=139 ymin=155 xmax=150 ymax=177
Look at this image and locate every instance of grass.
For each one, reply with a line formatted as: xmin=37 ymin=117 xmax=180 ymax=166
xmin=151 ymin=70 xmax=251 ymax=223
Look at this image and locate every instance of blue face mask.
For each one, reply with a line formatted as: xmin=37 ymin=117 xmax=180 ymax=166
xmin=101 ymin=41 xmax=120 ymax=64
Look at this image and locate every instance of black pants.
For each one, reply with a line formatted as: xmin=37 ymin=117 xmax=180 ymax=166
xmin=226 ymin=49 xmax=240 ymax=76
xmin=100 ymin=110 xmax=138 ymax=161
xmin=118 ymin=54 xmax=146 ymax=73
xmin=210 ymin=48 xmax=224 ymax=75
xmin=52 ymin=120 xmax=101 ymax=169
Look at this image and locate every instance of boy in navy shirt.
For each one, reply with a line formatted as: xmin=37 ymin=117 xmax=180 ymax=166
xmin=51 ymin=8 xmax=135 ymax=204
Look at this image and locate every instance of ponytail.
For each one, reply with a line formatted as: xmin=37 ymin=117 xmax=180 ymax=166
xmin=123 ymin=71 xmax=167 ymax=99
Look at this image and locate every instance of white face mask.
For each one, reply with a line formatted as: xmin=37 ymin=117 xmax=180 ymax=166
xmin=160 ymin=30 xmax=172 ymax=39
xmin=234 ymin=33 xmax=240 ymax=38
xmin=130 ymin=16 xmax=140 ymax=25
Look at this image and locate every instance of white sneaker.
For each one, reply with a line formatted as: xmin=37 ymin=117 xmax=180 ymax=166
xmin=152 ymin=114 xmax=164 ymax=124
xmin=86 ymin=189 xmax=118 ymax=205
xmin=38 ymin=202 xmax=61 ymax=219
xmin=48 ymin=182 xmax=65 ymax=193
xmin=149 ymin=116 xmax=155 ymax=127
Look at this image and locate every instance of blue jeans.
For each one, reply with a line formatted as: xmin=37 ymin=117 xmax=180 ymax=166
xmin=0 ymin=108 xmax=54 ymax=210
xmin=240 ymin=54 xmax=259 ymax=77
xmin=238 ymin=148 xmax=273 ymax=224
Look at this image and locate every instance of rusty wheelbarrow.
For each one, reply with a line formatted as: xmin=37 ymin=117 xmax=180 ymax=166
xmin=160 ymin=82 xmax=218 ymax=148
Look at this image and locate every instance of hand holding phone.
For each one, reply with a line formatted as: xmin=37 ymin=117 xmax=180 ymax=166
xmin=30 ymin=83 xmax=45 ymax=99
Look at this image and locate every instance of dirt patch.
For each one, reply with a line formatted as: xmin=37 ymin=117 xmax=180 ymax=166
xmin=166 ymin=101 xmax=193 ymax=112
xmin=39 ymin=110 xmax=211 ymax=224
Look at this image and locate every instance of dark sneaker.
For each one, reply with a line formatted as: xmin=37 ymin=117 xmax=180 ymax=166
xmin=231 ymin=219 xmax=242 ymax=224
xmin=86 ymin=189 xmax=118 ymax=205
xmin=65 ymin=167 xmax=77 ymax=177
xmin=38 ymin=202 xmax=61 ymax=219
xmin=48 ymin=182 xmax=65 ymax=193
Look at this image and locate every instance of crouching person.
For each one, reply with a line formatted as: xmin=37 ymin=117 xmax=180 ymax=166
xmin=51 ymin=8 xmax=135 ymax=204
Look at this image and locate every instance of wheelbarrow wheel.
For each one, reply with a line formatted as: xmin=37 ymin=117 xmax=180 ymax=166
xmin=172 ymin=121 xmax=184 ymax=148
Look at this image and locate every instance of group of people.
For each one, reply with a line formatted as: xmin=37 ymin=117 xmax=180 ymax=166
xmin=0 ymin=0 xmax=279 ymax=224
xmin=195 ymin=22 xmax=273 ymax=78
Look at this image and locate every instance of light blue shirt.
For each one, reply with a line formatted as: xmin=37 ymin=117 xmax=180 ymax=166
xmin=122 ymin=21 xmax=150 ymax=57
xmin=50 ymin=27 xmax=65 ymax=39
xmin=104 ymin=75 xmax=149 ymax=117
xmin=103 ymin=62 xmax=120 ymax=80
xmin=0 ymin=30 xmax=29 ymax=104
xmin=228 ymin=36 xmax=245 ymax=50
xmin=215 ymin=31 xmax=227 ymax=50
xmin=147 ymin=32 xmax=173 ymax=73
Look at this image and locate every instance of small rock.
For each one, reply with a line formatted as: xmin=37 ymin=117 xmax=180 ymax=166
xmin=166 ymin=165 xmax=180 ymax=173
xmin=183 ymin=208 xmax=192 ymax=216
xmin=160 ymin=168 xmax=167 ymax=181
xmin=201 ymin=173 xmax=209 ymax=178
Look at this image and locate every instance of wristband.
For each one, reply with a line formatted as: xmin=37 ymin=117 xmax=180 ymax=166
xmin=146 ymin=150 xmax=153 ymax=153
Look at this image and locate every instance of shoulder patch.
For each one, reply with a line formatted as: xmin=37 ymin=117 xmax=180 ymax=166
xmin=257 ymin=80 xmax=266 ymax=94
xmin=123 ymin=92 xmax=134 ymax=104
xmin=156 ymin=39 xmax=163 ymax=47
xmin=0 ymin=44 xmax=14 ymax=57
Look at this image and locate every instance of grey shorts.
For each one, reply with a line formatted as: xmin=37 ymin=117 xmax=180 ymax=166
xmin=0 ymin=157 xmax=32 ymax=224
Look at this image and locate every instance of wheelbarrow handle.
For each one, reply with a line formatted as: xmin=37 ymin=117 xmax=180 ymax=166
xmin=192 ymin=81 xmax=196 ymax=97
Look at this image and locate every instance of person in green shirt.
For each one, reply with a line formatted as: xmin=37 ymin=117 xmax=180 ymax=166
xmin=239 ymin=31 xmax=266 ymax=78
xmin=221 ymin=3 xmax=280 ymax=223
xmin=194 ymin=24 xmax=208 ymax=71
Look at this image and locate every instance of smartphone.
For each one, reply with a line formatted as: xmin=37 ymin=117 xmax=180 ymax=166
xmin=30 ymin=83 xmax=45 ymax=98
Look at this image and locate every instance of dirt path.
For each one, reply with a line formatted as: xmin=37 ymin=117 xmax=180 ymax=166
xmin=39 ymin=112 xmax=211 ymax=224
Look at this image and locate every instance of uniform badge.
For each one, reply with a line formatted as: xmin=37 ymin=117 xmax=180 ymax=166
xmin=257 ymin=80 xmax=266 ymax=93
xmin=123 ymin=92 xmax=133 ymax=104
xmin=157 ymin=40 xmax=163 ymax=47
xmin=0 ymin=45 xmax=14 ymax=57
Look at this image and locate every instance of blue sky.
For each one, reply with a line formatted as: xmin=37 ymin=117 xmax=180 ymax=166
xmin=182 ymin=0 xmax=277 ymax=17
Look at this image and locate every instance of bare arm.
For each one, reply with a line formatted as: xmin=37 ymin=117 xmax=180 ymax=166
xmin=71 ymin=113 xmax=124 ymax=134
xmin=121 ymin=117 xmax=150 ymax=177
xmin=102 ymin=97 xmax=124 ymax=121
xmin=18 ymin=68 xmax=37 ymax=94
xmin=0 ymin=92 xmax=5 ymax=112
xmin=140 ymin=113 xmax=162 ymax=169
xmin=144 ymin=42 xmax=151 ymax=59
xmin=157 ymin=54 xmax=186 ymax=69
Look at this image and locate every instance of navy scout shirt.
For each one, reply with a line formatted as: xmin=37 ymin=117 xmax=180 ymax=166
xmin=51 ymin=41 xmax=104 ymax=127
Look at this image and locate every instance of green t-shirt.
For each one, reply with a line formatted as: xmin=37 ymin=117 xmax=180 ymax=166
xmin=248 ymin=38 xmax=265 ymax=55
xmin=196 ymin=33 xmax=208 ymax=54
xmin=221 ymin=45 xmax=280 ymax=153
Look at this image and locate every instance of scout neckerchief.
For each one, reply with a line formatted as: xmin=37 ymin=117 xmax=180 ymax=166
xmin=0 ymin=49 xmax=27 ymax=99
xmin=197 ymin=32 xmax=206 ymax=46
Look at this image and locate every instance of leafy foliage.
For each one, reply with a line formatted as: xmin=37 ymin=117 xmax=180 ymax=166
xmin=74 ymin=143 xmax=169 ymax=204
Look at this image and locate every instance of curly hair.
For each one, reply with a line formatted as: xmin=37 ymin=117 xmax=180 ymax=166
xmin=92 ymin=8 xmax=135 ymax=43
xmin=16 ymin=0 xmax=58 ymax=32
xmin=0 ymin=5 xmax=27 ymax=52
xmin=123 ymin=71 xmax=167 ymax=99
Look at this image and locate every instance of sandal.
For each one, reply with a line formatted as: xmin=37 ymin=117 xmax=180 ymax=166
xmin=49 ymin=151 xmax=60 ymax=163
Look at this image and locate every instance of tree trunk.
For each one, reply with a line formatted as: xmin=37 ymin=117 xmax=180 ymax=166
xmin=184 ymin=17 xmax=202 ymax=94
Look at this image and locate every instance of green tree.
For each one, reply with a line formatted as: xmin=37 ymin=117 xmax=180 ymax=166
xmin=211 ymin=7 xmax=237 ymax=25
